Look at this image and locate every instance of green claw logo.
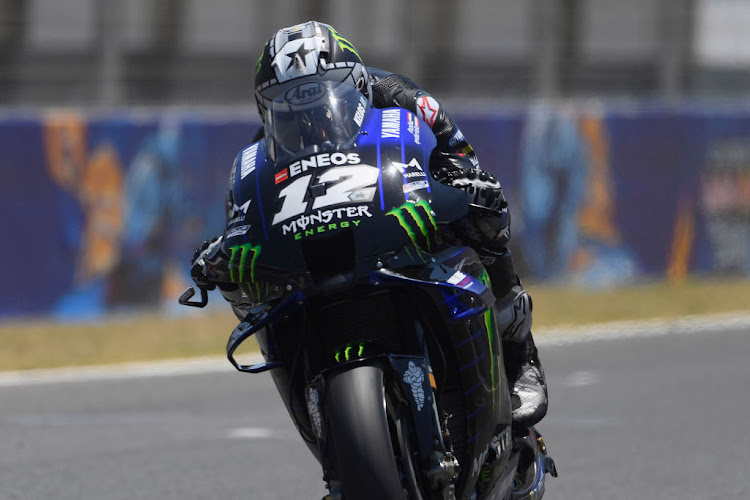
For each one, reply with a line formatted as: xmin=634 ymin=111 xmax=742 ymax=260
xmin=386 ymin=200 xmax=438 ymax=254
xmin=334 ymin=342 xmax=367 ymax=363
xmin=328 ymin=29 xmax=361 ymax=60
xmin=228 ymin=243 xmax=262 ymax=283
xmin=480 ymin=267 xmax=500 ymax=410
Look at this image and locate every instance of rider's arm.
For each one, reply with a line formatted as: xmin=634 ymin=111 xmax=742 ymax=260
xmin=367 ymin=68 xmax=511 ymax=253
xmin=368 ymin=67 xmax=480 ymax=170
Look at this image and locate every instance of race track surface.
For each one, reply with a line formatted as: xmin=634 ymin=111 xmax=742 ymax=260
xmin=1 ymin=325 xmax=748 ymax=499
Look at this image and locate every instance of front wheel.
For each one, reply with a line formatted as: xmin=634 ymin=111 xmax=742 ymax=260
xmin=325 ymin=365 xmax=408 ymax=500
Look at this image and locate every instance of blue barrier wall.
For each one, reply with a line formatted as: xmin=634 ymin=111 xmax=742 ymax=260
xmin=2 ymin=103 xmax=749 ymax=318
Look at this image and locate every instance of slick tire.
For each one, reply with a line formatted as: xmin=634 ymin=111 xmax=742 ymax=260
xmin=325 ymin=365 xmax=407 ymax=500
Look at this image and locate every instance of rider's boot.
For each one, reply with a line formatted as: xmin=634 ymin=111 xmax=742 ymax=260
xmin=482 ymin=248 xmax=548 ymax=430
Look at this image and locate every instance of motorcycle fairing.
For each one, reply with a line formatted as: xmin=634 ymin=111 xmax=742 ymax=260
xmin=217 ymin=89 xmax=522 ymax=498
xmin=224 ymin=245 xmax=513 ymax=498
xmin=221 ymin=104 xmax=468 ymax=295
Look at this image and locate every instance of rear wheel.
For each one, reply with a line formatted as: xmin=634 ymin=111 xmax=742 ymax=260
xmin=325 ymin=365 xmax=408 ymax=500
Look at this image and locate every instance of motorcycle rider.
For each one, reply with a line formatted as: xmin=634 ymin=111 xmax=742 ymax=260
xmin=192 ymin=21 xmax=547 ymax=430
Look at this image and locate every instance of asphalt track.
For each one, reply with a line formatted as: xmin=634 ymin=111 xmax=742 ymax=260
xmin=1 ymin=321 xmax=749 ymax=500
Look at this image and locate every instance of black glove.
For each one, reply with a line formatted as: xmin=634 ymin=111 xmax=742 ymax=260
xmin=433 ymin=165 xmax=508 ymax=211
xmin=190 ymin=237 xmax=220 ymax=291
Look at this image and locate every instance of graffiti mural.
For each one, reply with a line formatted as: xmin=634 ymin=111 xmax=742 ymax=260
xmin=0 ymin=110 xmax=257 ymax=318
xmin=44 ymin=112 xmax=125 ymax=316
xmin=700 ymin=137 xmax=750 ymax=275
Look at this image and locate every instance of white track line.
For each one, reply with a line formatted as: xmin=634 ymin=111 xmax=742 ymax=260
xmin=1 ymin=312 xmax=748 ymax=387
xmin=0 ymin=355 xmax=263 ymax=387
xmin=535 ymin=312 xmax=750 ymax=346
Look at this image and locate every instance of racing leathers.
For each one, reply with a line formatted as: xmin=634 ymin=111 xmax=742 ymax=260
xmin=192 ymin=69 xmax=548 ymax=429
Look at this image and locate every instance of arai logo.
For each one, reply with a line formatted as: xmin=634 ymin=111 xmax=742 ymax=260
xmin=285 ymin=82 xmax=325 ymax=105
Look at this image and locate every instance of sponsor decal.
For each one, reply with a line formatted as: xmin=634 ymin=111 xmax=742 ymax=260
xmin=447 ymin=270 xmax=474 ymax=289
xmin=416 ymin=95 xmax=440 ymax=128
xmin=281 ymin=205 xmax=373 ymax=238
xmin=240 ymin=143 xmax=259 ymax=179
xmin=407 ymin=113 xmax=421 ymax=145
xmin=403 ymin=180 xmax=430 ymax=194
xmin=403 ymin=361 xmax=426 ymax=411
xmin=354 ymin=100 xmax=366 ymax=127
xmin=328 ymin=28 xmax=362 ymax=60
xmin=274 ymin=168 xmax=289 ymax=184
xmin=227 ymin=199 xmax=252 ymax=226
xmin=306 ymin=387 xmax=323 ymax=439
xmin=228 ymin=243 xmax=261 ymax=283
xmin=381 ymin=109 xmax=401 ymax=139
xmin=285 ymin=152 xmax=361 ymax=179
xmin=284 ymin=81 xmax=326 ymax=106
xmin=334 ymin=342 xmax=367 ymax=362
xmin=292 ymin=220 xmax=362 ymax=240
xmin=386 ymin=199 xmax=438 ymax=254
xmin=392 ymin=157 xmax=424 ymax=175
xmin=392 ymin=158 xmax=429 ymax=196
xmin=480 ymin=268 xmax=500 ymax=412
xmin=226 ymin=225 xmax=251 ymax=239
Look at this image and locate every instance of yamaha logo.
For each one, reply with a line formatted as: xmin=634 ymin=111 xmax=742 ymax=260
xmin=285 ymin=82 xmax=325 ymax=105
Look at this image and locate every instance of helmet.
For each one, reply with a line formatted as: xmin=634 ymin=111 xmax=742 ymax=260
xmin=254 ymin=21 xmax=372 ymax=121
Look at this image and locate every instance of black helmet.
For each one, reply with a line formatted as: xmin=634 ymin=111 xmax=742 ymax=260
xmin=254 ymin=21 xmax=372 ymax=121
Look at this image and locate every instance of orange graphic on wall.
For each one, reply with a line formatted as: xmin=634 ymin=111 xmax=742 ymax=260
xmin=569 ymin=111 xmax=624 ymax=273
xmin=43 ymin=112 xmax=124 ymax=284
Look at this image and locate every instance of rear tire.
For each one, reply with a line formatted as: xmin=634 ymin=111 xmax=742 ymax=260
xmin=325 ymin=365 xmax=407 ymax=500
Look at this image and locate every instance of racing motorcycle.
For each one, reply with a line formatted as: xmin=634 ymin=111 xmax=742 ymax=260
xmin=180 ymin=81 xmax=556 ymax=499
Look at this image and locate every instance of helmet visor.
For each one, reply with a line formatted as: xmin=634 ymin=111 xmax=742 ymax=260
xmin=265 ymin=81 xmax=367 ymax=165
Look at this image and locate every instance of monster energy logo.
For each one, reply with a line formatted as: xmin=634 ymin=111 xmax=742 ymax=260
xmin=334 ymin=342 xmax=367 ymax=363
xmin=386 ymin=200 xmax=438 ymax=254
xmin=328 ymin=29 xmax=361 ymax=60
xmin=255 ymin=50 xmax=264 ymax=75
xmin=480 ymin=267 xmax=500 ymax=411
xmin=228 ymin=243 xmax=261 ymax=283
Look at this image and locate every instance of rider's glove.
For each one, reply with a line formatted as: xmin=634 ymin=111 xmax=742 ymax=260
xmin=190 ymin=237 xmax=222 ymax=291
xmin=433 ymin=165 xmax=508 ymax=212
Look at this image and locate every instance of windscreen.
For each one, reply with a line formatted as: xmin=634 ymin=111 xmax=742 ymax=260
xmin=264 ymin=81 xmax=367 ymax=165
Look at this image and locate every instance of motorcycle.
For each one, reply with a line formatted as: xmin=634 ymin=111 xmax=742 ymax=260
xmin=180 ymin=81 xmax=556 ymax=499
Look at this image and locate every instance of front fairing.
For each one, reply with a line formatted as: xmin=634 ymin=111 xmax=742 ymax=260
xmin=223 ymin=100 xmax=468 ymax=301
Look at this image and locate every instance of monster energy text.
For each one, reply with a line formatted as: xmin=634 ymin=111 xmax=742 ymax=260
xmin=283 ymin=206 xmax=373 ymax=238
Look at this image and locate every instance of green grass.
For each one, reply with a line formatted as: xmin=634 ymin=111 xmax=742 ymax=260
xmin=1 ymin=278 xmax=748 ymax=372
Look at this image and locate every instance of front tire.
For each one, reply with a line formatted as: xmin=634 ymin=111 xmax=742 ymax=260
xmin=325 ymin=365 xmax=407 ymax=500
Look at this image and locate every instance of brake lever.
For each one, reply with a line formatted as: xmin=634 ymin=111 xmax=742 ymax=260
xmin=178 ymin=286 xmax=209 ymax=308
